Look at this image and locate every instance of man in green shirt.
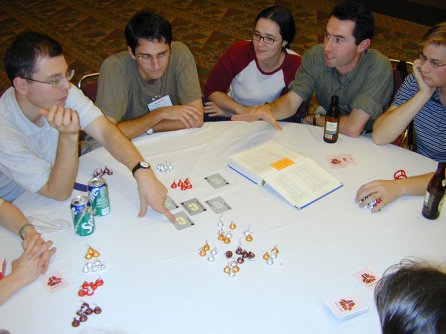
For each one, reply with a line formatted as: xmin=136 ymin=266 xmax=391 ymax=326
xmin=96 ymin=11 xmax=203 ymax=139
xmin=233 ymin=1 xmax=393 ymax=137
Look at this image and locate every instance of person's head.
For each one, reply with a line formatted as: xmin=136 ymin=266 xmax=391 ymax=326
xmin=252 ymin=6 xmax=295 ymax=64
xmin=5 ymin=31 xmax=73 ymax=111
xmin=375 ymin=259 xmax=446 ymax=334
xmin=418 ymin=22 xmax=446 ymax=88
xmin=125 ymin=11 xmax=173 ymax=81
xmin=324 ymin=1 xmax=374 ymax=74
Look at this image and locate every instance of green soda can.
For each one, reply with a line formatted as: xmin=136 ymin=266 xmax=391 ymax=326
xmin=70 ymin=195 xmax=95 ymax=236
xmin=88 ymin=177 xmax=110 ymax=216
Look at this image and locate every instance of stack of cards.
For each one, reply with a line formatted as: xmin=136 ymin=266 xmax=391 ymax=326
xmin=326 ymin=294 xmax=368 ymax=321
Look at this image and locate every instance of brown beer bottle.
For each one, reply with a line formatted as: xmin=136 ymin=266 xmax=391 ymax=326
xmin=422 ymin=162 xmax=446 ymax=220
xmin=323 ymin=95 xmax=340 ymax=143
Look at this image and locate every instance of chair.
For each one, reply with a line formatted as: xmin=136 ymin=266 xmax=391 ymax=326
xmin=77 ymin=73 xmax=99 ymax=102
xmin=388 ymin=59 xmax=416 ymax=150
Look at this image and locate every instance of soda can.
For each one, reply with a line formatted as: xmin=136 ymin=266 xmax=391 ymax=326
xmin=88 ymin=177 xmax=110 ymax=216
xmin=70 ymin=195 xmax=95 ymax=236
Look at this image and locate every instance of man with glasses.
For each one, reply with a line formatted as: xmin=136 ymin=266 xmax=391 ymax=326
xmin=233 ymin=1 xmax=393 ymax=137
xmin=96 ymin=10 xmax=203 ymax=139
xmin=356 ymin=22 xmax=446 ymax=212
xmin=0 ymin=31 xmax=175 ymax=222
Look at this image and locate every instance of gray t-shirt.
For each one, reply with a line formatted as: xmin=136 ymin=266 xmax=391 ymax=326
xmin=96 ymin=41 xmax=202 ymax=121
xmin=289 ymin=44 xmax=393 ymax=131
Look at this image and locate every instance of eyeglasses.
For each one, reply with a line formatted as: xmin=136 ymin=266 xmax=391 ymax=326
xmin=23 ymin=69 xmax=75 ymax=88
xmin=252 ymin=32 xmax=281 ymax=45
xmin=419 ymin=52 xmax=446 ymax=69
xmin=136 ymin=51 xmax=170 ymax=62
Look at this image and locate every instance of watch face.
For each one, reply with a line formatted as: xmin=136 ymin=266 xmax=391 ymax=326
xmin=141 ymin=161 xmax=150 ymax=168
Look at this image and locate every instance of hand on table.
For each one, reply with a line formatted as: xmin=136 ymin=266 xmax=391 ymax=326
xmin=204 ymin=101 xmax=233 ymax=118
xmin=13 ymin=233 xmax=56 ymax=287
xmin=355 ymin=179 xmax=402 ymax=212
xmin=158 ymin=105 xmax=202 ymax=128
xmin=231 ymin=104 xmax=282 ymax=130
xmin=134 ymin=169 xmax=176 ymax=222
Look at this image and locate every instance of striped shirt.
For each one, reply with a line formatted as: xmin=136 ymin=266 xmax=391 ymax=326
xmin=392 ymin=74 xmax=446 ymax=162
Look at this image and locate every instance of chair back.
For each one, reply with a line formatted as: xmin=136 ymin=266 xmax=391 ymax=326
xmin=388 ymin=59 xmax=415 ymax=150
xmin=77 ymin=73 xmax=99 ymax=102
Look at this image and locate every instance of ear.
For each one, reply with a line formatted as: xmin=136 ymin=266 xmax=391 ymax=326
xmin=357 ymin=39 xmax=371 ymax=53
xmin=13 ymin=77 xmax=28 ymax=94
xmin=128 ymin=46 xmax=136 ymax=59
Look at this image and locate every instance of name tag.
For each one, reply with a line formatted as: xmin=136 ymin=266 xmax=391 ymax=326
xmin=147 ymin=95 xmax=173 ymax=111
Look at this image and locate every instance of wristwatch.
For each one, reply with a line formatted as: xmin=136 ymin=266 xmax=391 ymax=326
xmin=312 ymin=113 xmax=321 ymax=126
xmin=132 ymin=161 xmax=151 ymax=175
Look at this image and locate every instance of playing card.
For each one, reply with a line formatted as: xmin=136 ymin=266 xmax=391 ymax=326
xmin=353 ymin=268 xmax=379 ymax=290
xmin=181 ymin=198 xmax=206 ymax=216
xmin=205 ymin=173 xmax=229 ymax=189
xmin=165 ymin=196 xmax=179 ymax=211
xmin=206 ymin=196 xmax=232 ymax=214
xmin=326 ymin=153 xmax=356 ymax=169
xmin=173 ymin=211 xmax=195 ymax=230
xmin=43 ymin=270 xmax=69 ymax=294
xmin=326 ymin=294 xmax=368 ymax=321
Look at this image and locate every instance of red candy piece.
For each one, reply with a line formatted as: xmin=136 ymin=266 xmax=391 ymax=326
xmin=171 ymin=181 xmax=177 ymax=189
xmin=178 ymin=180 xmax=184 ymax=187
xmin=95 ymin=278 xmax=104 ymax=286
xmin=187 ymin=184 xmax=192 ymax=189
xmin=184 ymin=178 xmax=190 ymax=185
xmin=78 ymin=289 xmax=86 ymax=297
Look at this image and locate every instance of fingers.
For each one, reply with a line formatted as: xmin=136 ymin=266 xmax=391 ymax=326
xmin=45 ymin=105 xmax=80 ymax=133
xmin=38 ymin=247 xmax=56 ymax=274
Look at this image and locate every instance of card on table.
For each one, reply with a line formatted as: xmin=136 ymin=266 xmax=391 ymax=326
xmin=326 ymin=153 xmax=356 ymax=169
xmin=173 ymin=211 xmax=195 ymax=230
xmin=181 ymin=198 xmax=206 ymax=216
xmin=205 ymin=173 xmax=229 ymax=189
xmin=353 ymin=268 xmax=379 ymax=290
xmin=165 ymin=196 xmax=179 ymax=211
xmin=206 ymin=196 xmax=232 ymax=214
xmin=326 ymin=294 xmax=368 ymax=321
xmin=43 ymin=270 xmax=69 ymax=294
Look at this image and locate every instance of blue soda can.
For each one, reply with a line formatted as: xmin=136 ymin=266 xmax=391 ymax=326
xmin=70 ymin=195 xmax=95 ymax=236
xmin=88 ymin=177 xmax=110 ymax=216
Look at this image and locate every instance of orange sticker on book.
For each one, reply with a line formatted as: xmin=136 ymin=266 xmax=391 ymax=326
xmin=271 ymin=158 xmax=294 ymax=170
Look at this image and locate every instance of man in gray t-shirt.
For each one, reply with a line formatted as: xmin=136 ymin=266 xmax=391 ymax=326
xmin=96 ymin=11 xmax=203 ymax=139
xmin=234 ymin=1 xmax=393 ymax=137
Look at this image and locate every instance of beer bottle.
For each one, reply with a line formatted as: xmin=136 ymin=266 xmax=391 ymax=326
xmin=323 ymin=95 xmax=340 ymax=143
xmin=422 ymin=162 xmax=446 ymax=220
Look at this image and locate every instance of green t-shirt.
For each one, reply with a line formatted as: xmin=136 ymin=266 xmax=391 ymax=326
xmin=289 ymin=44 xmax=393 ymax=131
xmin=96 ymin=41 xmax=201 ymax=121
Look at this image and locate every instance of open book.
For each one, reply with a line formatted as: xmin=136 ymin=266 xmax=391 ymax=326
xmin=228 ymin=140 xmax=343 ymax=209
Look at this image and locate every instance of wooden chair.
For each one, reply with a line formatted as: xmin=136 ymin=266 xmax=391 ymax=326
xmin=389 ymin=59 xmax=416 ymax=151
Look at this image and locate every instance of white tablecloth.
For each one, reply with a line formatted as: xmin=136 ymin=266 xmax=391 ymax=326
xmin=1 ymin=121 xmax=444 ymax=334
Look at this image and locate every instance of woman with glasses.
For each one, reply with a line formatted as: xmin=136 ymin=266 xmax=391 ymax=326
xmin=203 ymin=6 xmax=300 ymax=121
xmin=355 ymin=22 xmax=446 ymax=212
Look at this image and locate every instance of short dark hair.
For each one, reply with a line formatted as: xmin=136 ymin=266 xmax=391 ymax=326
xmin=125 ymin=11 xmax=173 ymax=55
xmin=255 ymin=6 xmax=295 ymax=49
xmin=4 ymin=30 xmax=63 ymax=84
xmin=375 ymin=259 xmax=446 ymax=334
xmin=330 ymin=1 xmax=374 ymax=45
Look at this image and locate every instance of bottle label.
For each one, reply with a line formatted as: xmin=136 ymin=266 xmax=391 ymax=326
xmin=422 ymin=191 xmax=444 ymax=219
xmin=325 ymin=121 xmax=338 ymax=132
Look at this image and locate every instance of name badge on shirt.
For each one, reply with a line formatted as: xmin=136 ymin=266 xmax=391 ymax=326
xmin=147 ymin=95 xmax=173 ymax=111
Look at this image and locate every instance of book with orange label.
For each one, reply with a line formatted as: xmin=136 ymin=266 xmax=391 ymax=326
xmin=228 ymin=140 xmax=343 ymax=209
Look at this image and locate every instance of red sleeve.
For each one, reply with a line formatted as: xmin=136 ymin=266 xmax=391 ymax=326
xmin=204 ymin=40 xmax=255 ymax=97
xmin=280 ymin=51 xmax=301 ymax=96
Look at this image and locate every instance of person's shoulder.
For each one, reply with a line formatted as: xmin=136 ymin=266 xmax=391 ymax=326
xmin=304 ymin=44 xmax=323 ymax=56
xmin=172 ymin=41 xmax=192 ymax=54
xmin=103 ymin=50 xmax=129 ymax=64
xmin=366 ymin=49 xmax=391 ymax=64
